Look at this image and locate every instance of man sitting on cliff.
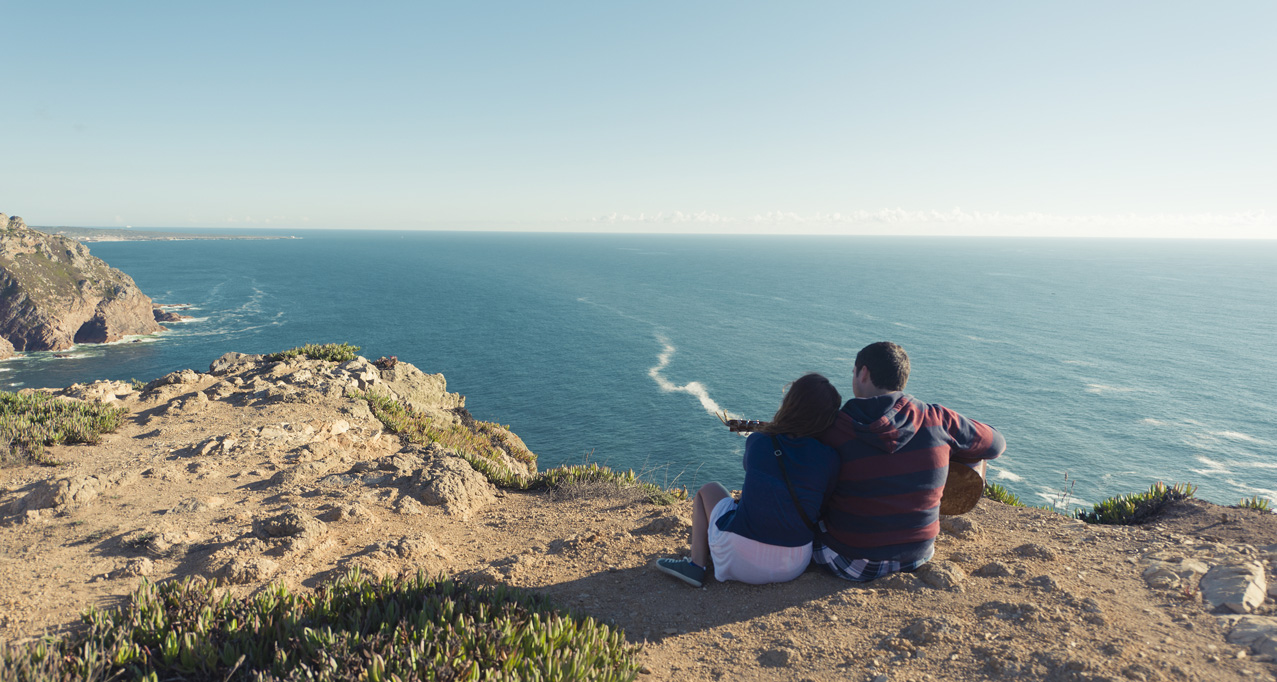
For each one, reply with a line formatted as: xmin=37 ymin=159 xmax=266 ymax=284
xmin=815 ymin=341 xmax=1006 ymax=580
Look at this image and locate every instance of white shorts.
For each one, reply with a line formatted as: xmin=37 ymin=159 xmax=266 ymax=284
xmin=707 ymin=496 xmax=813 ymax=585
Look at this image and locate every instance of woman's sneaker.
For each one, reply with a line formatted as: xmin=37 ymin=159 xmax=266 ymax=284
xmin=655 ymin=557 xmax=706 ymax=587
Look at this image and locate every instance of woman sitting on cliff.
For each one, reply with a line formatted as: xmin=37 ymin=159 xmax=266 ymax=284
xmin=655 ymin=373 xmax=841 ymax=587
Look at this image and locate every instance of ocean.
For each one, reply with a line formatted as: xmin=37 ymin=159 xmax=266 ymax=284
xmin=3 ymin=231 xmax=1275 ymax=510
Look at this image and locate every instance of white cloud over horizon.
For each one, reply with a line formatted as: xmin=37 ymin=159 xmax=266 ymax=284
xmin=588 ymin=208 xmax=1277 ymax=238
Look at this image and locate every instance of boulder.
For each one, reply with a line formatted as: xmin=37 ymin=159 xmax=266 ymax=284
xmin=208 ymin=352 xmax=263 ymax=375
xmin=256 ymin=510 xmax=327 ymax=539
xmin=915 ymin=561 xmax=967 ymax=589
xmin=1224 ymin=615 xmax=1277 ymax=658
xmin=939 ymin=516 xmax=981 ymax=540
xmin=411 ymin=454 xmax=496 ymax=520
xmin=4 ymin=471 xmax=138 ymax=515
xmin=109 ymin=558 xmax=155 ymax=580
xmin=368 ymin=361 xmax=466 ymax=412
xmin=152 ymin=306 xmax=189 ymax=323
xmin=1201 ymin=561 xmax=1268 ymax=613
xmin=217 ymin=557 xmax=280 ymax=585
xmin=145 ymin=369 xmax=201 ymax=391
xmin=56 ymin=380 xmax=135 ymax=404
xmin=1141 ymin=557 xmax=1210 ymax=590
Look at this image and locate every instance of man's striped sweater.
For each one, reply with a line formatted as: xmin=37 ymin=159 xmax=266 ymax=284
xmin=818 ymin=392 xmax=1006 ymax=563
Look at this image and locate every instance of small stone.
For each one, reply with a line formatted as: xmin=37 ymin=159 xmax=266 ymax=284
xmin=1027 ymin=575 xmax=1059 ymax=591
xmin=915 ymin=561 xmax=966 ymax=589
xmin=259 ymin=426 xmax=288 ymax=440
xmin=757 ymin=649 xmax=791 ymax=667
xmin=394 ymin=496 xmax=425 ymax=515
xmin=217 ymin=557 xmax=280 ymax=584
xmin=1013 ymin=543 xmax=1056 ymax=561
xmin=109 ymin=557 xmax=154 ymax=579
xmin=974 ymin=562 xmax=1013 ymax=578
xmin=939 ymin=516 xmax=981 ymax=539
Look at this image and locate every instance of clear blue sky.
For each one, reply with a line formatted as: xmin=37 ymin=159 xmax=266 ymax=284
xmin=3 ymin=2 xmax=1274 ymax=236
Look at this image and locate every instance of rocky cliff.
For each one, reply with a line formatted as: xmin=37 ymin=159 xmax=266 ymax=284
xmin=0 ymin=213 xmax=165 ymax=353
xmin=2 ymin=350 xmax=1276 ymax=680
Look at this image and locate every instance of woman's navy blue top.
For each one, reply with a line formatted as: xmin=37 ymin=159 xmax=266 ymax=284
xmin=718 ymin=432 xmax=840 ymax=547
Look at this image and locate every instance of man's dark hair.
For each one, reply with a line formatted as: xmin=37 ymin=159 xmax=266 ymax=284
xmin=855 ymin=342 xmax=910 ymax=391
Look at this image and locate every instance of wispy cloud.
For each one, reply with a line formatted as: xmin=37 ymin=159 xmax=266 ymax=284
xmin=590 ymin=209 xmax=1277 ymax=238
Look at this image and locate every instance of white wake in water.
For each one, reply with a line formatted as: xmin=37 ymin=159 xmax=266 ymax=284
xmin=648 ymin=335 xmax=740 ymax=420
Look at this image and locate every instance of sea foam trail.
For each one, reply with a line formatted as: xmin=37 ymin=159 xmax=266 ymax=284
xmin=648 ymin=335 xmax=740 ymax=421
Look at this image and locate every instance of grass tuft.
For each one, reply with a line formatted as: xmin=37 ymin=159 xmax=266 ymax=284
xmin=358 ymin=392 xmax=685 ymax=505
xmin=1074 ymin=481 xmax=1197 ymax=525
xmin=0 ymin=569 xmax=641 ymax=681
xmin=982 ymin=482 xmax=1024 ymax=507
xmin=1 ymin=391 xmax=127 ymax=467
xmin=1239 ymin=495 xmax=1272 ymax=512
xmin=266 ymin=343 xmax=361 ymax=363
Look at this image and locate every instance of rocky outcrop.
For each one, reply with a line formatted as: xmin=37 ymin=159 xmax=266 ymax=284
xmin=0 ymin=213 xmax=165 ymax=351
xmin=152 ymin=304 xmax=191 ymax=323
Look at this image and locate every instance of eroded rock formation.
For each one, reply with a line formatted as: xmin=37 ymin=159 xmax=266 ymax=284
xmin=0 ymin=213 xmax=165 ymax=351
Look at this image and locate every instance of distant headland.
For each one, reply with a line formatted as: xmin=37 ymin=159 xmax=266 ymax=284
xmin=0 ymin=213 xmax=170 ymax=356
xmin=37 ymin=225 xmax=298 ymax=242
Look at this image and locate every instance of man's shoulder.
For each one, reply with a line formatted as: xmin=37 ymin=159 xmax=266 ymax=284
xmin=818 ymin=411 xmax=859 ymax=448
xmin=907 ymin=397 xmax=970 ymax=423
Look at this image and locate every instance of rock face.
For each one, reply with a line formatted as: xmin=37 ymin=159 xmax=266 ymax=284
xmin=0 ymin=213 xmax=165 ymax=351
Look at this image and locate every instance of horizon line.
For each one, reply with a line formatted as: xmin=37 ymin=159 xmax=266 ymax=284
xmin=31 ymin=223 xmax=1277 ymax=240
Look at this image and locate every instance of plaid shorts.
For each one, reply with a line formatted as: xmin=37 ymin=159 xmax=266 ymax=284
xmin=812 ymin=540 xmax=934 ymax=582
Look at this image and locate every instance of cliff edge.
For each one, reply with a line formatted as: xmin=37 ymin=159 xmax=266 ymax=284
xmin=1 ymin=351 xmax=1275 ymax=681
xmin=0 ymin=213 xmax=164 ymax=354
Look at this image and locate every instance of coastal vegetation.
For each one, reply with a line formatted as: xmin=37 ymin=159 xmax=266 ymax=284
xmin=982 ymin=482 xmax=1024 ymax=507
xmin=1073 ymin=482 xmax=1197 ymax=525
xmin=1 ymin=569 xmax=640 ymax=682
xmin=358 ymin=391 xmax=684 ymax=505
xmin=983 ymin=477 xmax=1233 ymax=526
xmin=266 ymin=343 xmax=362 ymax=363
xmin=1240 ymin=495 xmax=1272 ymax=512
xmin=0 ymin=391 xmax=126 ymax=467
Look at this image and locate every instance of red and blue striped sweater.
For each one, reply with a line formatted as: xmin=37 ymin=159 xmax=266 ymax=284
xmin=818 ymin=392 xmax=1005 ymax=563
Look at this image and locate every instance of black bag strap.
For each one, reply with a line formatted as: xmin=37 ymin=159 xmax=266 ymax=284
xmin=770 ymin=435 xmax=820 ymax=535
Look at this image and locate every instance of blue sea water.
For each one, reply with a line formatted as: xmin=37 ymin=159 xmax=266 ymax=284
xmin=3 ymin=231 xmax=1275 ymax=510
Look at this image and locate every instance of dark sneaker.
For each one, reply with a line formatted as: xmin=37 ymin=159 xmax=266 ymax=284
xmin=655 ymin=557 xmax=706 ymax=587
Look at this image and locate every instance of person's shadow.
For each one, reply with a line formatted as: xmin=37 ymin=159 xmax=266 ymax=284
xmin=531 ymin=558 xmax=856 ymax=644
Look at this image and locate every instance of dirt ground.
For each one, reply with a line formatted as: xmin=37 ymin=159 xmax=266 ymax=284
xmin=1 ymin=354 xmax=1275 ymax=681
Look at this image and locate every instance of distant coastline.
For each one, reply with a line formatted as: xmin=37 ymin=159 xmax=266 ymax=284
xmin=38 ymin=226 xmax=298 ymax=242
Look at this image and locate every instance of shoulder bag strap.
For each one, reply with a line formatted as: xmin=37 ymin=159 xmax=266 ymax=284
xmin=770 ymin=435 xmax=821 ymax=535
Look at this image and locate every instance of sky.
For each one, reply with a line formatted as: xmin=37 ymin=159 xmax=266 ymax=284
xmin=2 ymin=2 xmax=1275 ymax=237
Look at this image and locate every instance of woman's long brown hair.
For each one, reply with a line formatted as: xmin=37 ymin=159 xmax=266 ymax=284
xmin=760 ymin=373 xmax=842 ymax=439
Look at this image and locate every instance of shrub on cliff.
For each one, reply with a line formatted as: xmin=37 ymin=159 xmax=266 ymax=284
xmin=1074 ymin=481 xmax=1197 ymax=525
xmin=358 ymin=392 xmax=685 ymax=505
xmin=1 ymin=569 xmax=640 ymax=681
xmin=982 ymin=482 xmax=1024 ymax=507
xmin=266 ymin=343 xmax=361 ymax=363
xmin=1238 ymin=495 xmax=1272 ymax=512
xmin=0 ymin=391 xmax=127 ymax=466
